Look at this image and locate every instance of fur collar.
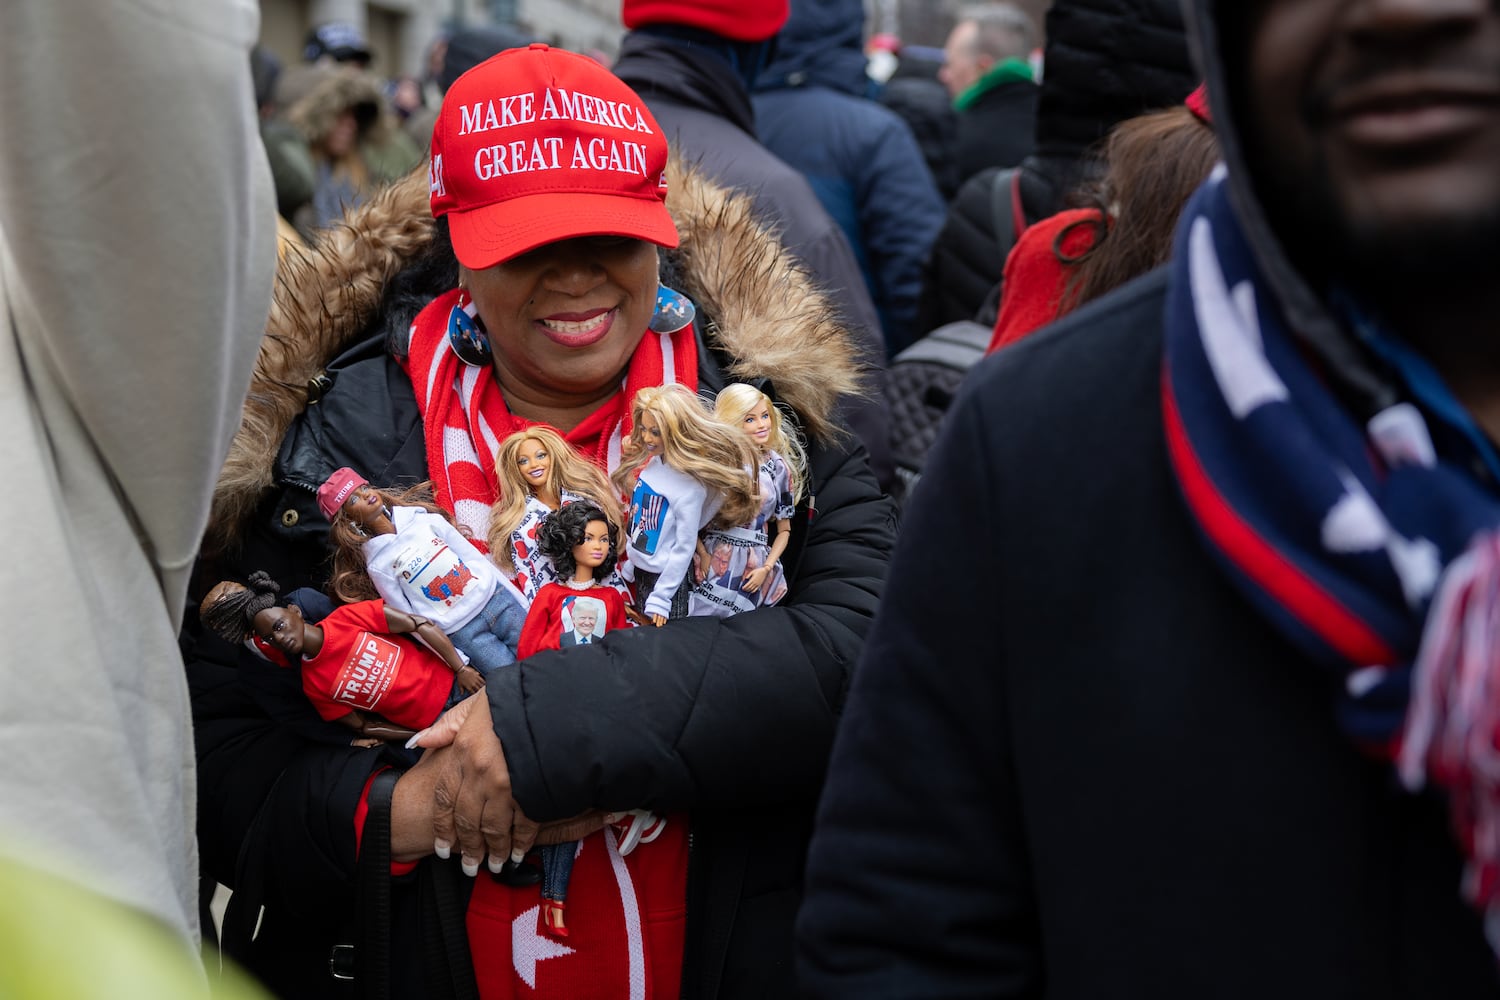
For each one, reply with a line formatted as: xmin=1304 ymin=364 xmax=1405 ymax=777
xmin=207 ymin=158 xmax=862 ymax=549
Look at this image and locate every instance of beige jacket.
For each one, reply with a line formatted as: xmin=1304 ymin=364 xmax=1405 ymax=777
xmin=0 ymin=0 xmax=275 ymax=948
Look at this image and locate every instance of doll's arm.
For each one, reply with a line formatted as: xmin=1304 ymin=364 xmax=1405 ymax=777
xmin=745 ymin=518 xmax=792 ymax=593
xmin=382 ymin=607 xmax=485 ymax=695
xmin=337 ymin=710 xmax=418 ymax=744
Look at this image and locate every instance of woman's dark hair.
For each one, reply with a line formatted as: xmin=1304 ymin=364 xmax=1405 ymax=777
xmin=1058 ymin=105 xmax=1220 ymax=314
xmin=537 ymin=502 xmax=617 ymax=582
xmin=200 ymin=571 xmax=282 ymax=644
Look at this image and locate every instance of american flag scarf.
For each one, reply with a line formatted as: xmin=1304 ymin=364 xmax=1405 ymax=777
xmin=1162 ymin=168 xmax=1500 ymax=953
xmin=402 ymin=288 xmax=699 ymax=544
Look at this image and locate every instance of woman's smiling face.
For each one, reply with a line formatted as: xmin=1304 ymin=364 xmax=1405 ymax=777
xmin=462 ymin=235 xmax=658 ymax=411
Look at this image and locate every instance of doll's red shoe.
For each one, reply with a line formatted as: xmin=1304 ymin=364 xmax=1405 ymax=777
xmin=541 ymin=900 xmax=569 ymax=939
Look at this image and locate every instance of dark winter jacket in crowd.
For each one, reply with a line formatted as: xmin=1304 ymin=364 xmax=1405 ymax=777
xmin=952 ymin=78 xmax=1038 ymax=187
xmin=916 ymin=0 xmax=1197 ymax=333
xmin=753 ymin=0 xmax=945 ymax=354
xmin=613 ymin=28 xmax=895 ymax=487
xmin=796 ymin=0 xmax=1500 ymax=992
xmin=188 ymin=165 xmax=895 ymax=999
xmin=880 ymin=53 xmax=960 ymax=201
xmin=801 ymin=271 xmax=1500 ymax=997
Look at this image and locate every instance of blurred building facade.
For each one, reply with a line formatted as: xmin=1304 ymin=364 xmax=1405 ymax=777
xmin=256 ymin=0 xmax=1052 ymax=80
xmin=257 ymin=0 xmax=622 ymax=78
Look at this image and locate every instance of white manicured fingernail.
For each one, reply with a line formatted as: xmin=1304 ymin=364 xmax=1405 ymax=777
xmin=510 ymin=847 xmax=526 ymax=864
xmin=434 ymin=839 xmax=451 ymax=860
xmin=404 ymin=731 xmax=426 ymax=749
xmin=488 ymin=854 xmax=505 ymax=874
xmin=461 ymin=855 xmax=480 ymax=877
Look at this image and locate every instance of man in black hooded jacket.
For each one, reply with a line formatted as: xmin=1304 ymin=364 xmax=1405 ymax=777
xmin=799 ymin=0 xmax=1500 ymax=995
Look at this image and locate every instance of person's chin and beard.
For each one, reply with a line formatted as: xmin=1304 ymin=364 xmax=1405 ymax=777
xmin=1229 ymin=26 xmax=1500 ymax=319
xmin=1252 ymin=133 xmax=1500 ymax=302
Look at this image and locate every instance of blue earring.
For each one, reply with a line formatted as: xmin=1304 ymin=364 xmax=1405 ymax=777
xmin=649 ymin=285 xmax=696 ymax=334
xmin=447 ymin=294 xmax=492 ymax=367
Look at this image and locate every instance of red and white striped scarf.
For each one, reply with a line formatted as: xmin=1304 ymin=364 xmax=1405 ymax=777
xmin=402 ymin=288 xmax=699 ymax=545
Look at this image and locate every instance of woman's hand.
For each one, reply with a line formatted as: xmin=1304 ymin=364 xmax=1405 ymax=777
xmin=456 ymin=664 xmax=485 ymax=696
xmin=403 ymin=693 xmax=539 ymax=875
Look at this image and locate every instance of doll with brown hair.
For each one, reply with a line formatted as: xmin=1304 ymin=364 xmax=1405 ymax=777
xmin=514 ymin=500 xmax=640 ymax=939
xmin=690 ymin=383 xmax=808 ymax=616
xmin=200 ymin=571 xmax=483 ymax=744
xmin=485 ymin=426 xmax=625 ymax=602
xmin=319 ymin=467 xmax=526 ymax=679
xmin=610 ymin=383 xmax=760 ymax=626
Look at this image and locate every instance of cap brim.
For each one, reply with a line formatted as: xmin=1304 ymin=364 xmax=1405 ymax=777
xmin=448 ymin=191 xmax=680 ymax=270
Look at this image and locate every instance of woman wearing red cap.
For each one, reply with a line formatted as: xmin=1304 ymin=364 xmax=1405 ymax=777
xmin=190 ymin=43 xmax=892 ymax=998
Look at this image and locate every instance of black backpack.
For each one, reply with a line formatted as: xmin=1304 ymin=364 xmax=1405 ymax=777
xmin=887 ymin=168 xmax=1024 ymax=506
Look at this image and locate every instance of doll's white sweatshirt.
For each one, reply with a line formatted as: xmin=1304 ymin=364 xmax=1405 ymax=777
xmin=626 ymin=456 xmax=725 ymax=619
xmin=362 ymin=506 xmax=525 ymax=629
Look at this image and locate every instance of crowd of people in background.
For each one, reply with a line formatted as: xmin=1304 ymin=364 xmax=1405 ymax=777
xmin=6 ymin=0 xmax=1500 ymax=997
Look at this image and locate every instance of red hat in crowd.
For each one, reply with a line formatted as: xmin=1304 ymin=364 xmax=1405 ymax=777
xmin=1185 ymin=83 xmax=1212 ymax=126
xmin=317 ymin=467 xmax=369 ymax=521
xmin=429 ymin=44 xmax=679 ymax=270
xmin=621 ymin=0 xmax=789 ymax=43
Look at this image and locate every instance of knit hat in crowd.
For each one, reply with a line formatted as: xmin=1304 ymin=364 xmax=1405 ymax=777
xmin=317 ymin=467 xmax=369 ymax=521
xmin=621 ymin=0 xmax=789 ymax=42
xmin=429 ymin=44 xmax=679 ymax=270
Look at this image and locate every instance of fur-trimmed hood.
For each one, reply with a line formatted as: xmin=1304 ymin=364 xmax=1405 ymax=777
xmin=206 ymin=158 xmax=862 ymax=552
xmin=286 ymin=66 xmax=394 ymax=149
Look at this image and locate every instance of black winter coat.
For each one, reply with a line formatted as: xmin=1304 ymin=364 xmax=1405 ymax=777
xmin=797 ymin=271 xmax=1500 ymax=997
xmin=192 ymin=332 xmax=893 ymax=999
xmin=953 ymin=80 xmax=1038 ymax=189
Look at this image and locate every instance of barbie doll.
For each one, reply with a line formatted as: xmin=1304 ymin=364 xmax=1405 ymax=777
xmin=515 ymin=501 xmax=659 ymax=939
xmin=200 ymin=571 xmax=482 ymax=744
xmin=486 ymin=427 xmax=624 ymax=602
xmin=690 ymin=384 xmax=807 ymax=616
xmin=610 ymin=384 xmax=759 ymax=625
xmin=320 ymin=468 xmax=526 ymax=678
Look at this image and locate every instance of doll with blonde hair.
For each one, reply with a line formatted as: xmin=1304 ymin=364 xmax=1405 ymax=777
xmin=690 ymin=384 xmax=806 ymax=616
xmin=486 ymin=426 xmax=623 ymax=601
xmin=611 ymin=384 xmax=759 ymax=625
xmin=319 ymin=467 xmax=526 ymax=679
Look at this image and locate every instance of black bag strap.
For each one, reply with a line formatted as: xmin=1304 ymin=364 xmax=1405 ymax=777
xmin=988 ymin=166 xmax=1026 ymax=250
xmin=354 ymin=768 xmax=399 ymax=1000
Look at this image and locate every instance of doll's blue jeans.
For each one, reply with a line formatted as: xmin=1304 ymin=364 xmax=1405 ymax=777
xmin=448 ymin=586 xmax=525 ymax=678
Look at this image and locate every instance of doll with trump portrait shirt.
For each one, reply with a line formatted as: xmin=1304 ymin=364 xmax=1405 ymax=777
xmin=690 ymin=383 xmax=806 ymax=616
xmin=515 ymin=501 xmax=647 ymax=940
xmin=485 ymin=426 xmax=629 ymax=603
xmin=610 ymin=384 xmax=760 ymax=625
xmin=319 ymin=467 xmax=526 ymax=680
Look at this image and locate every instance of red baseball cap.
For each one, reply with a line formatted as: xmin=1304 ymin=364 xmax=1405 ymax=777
xmin=317 ymin=467 xmax=369 ymax=521
xmin=621 ymin=0 xmax=789 ymax=42
xmin=429 ymin=44 xmax=679 ymax=270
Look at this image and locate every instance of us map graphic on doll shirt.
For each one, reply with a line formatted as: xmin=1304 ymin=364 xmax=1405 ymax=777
xmin=388 ymin=522 xmax=475 ymax=607
xmin=629 ymin=480 xmax=668 ymax=556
